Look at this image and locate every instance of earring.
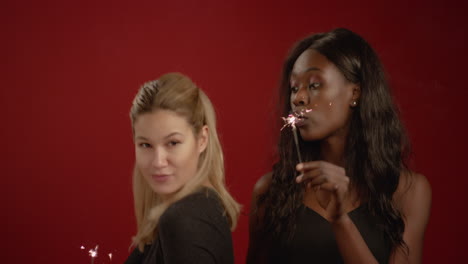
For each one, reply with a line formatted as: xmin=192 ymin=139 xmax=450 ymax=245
xmin=352 ymin=101 xmax=357 ymax=106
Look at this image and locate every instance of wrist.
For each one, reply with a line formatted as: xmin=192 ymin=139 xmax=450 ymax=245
xmin=330 ymin=213 xmax=352 ymax=228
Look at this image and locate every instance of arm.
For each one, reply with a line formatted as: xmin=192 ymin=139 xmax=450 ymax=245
xmin=159 ymin=194 xmax=234 ymax=264
xmin=298 ymin=161 xmax=431 ymax=263
xmin=331 ymin=214 xmax=380 ymax=264
xmin=246 ymin=172 xmax=272 ymax=264
xmin=390 ymin=173 xmax=432 ymax=263
xmin=297 ymin=161 xmax=380 ymax=263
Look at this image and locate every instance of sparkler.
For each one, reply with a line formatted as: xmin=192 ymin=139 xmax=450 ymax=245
xmin=80 ymin=244 xmax=114 ymax=263
xmin=281 ymin=109 xmax=312 ymax=164
xmin=89 ymin=245 xmax=98 ymax=264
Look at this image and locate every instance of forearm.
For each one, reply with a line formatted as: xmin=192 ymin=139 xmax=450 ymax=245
xmin=331 ymin=214 xmax=378 ymax=264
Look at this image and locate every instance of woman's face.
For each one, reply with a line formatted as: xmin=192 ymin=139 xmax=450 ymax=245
xmin=289 ymin=49 xmax=359 ymax=141
xmin=133 ymin=109 xmax=207 ymax=198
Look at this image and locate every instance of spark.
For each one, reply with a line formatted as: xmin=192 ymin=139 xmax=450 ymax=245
xmin=89 ymin=245 xmax=98 ymax=264
xmin=281 ymin=114 xmax=298 ymax=130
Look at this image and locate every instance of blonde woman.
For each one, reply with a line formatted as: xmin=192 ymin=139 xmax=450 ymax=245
xmin=125 ymin=73 xmax=240 ymax=264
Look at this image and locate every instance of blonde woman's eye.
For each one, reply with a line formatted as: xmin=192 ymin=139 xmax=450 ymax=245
xmin=309 ymin=82 xmax=320 ymax=89
xmin=139 ymin=143 xmax=151 ymax=148
xmin=168 ymin=141 xmax=180 ymax=147
xmin=291 ymin=86 xmax=299 ymax=93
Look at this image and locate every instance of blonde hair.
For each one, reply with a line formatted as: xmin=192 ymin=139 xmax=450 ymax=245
xmin=129 ymin=73 xmax=240 ymax=251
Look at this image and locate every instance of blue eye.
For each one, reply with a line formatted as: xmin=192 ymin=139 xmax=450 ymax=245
xmin=309 ymin=82 xmax=320 ymax=89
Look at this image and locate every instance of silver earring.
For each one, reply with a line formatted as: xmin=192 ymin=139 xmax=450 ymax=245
xmin=352 ymin=101 xmax=357 ymax=106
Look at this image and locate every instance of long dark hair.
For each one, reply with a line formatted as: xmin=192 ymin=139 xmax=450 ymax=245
xmin=258 ymin=28 xmax=410 ymax=253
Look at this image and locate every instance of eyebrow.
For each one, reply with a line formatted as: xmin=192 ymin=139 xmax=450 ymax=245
xmin=291 ymin=67 xmax=322 ymax=78
xmin=164 ymin=132 xmax=184 ymax=139
xmin=135 ymin=132 xmax=183 ymax=141
xmin=304 ymin=67 xmax=321 ymax=73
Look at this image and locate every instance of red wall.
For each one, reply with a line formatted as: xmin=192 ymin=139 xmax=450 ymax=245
xmin=2 ymin=0 xmax=466 ymax=263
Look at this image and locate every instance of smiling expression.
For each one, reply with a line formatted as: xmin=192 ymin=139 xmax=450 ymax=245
xmin=133 ymin=109 xmax=207 ymax=199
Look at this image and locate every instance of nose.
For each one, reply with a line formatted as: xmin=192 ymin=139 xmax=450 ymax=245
xmin=152 ymin=148 xmax=168 ymax=168
xmin=292 ymin=86 xmax=309 ymax=107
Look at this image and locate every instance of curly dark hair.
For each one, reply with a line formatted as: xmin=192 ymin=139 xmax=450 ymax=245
xmin=258 ymin=28 xmax=410 ymax=253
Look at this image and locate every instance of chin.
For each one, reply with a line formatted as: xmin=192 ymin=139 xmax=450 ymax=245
xmin=299 ymin=129 xmax=324 ymax=142
xmin=150 ymin=184 xmax=179 ymax=196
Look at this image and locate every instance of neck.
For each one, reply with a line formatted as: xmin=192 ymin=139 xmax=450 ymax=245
xmin=159 ymin=179 xmax=213 ymax=202
xmin=320 ymin=128 xmax=348 ymax=167
xmin=320 ymin=139 xmax=345 ymax=166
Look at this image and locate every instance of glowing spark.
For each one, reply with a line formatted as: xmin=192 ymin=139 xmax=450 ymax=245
xmin=88 ymin=245 xmax=98 ymax=264
xmin=89 ymin=247 xmax=98 ymax=257
xmin=281 ymin=108 xmax=312 ymax=130
xmin=80 ymin=246 xmax=85 ymax=250
xmin=109 ymin=253 xmax=113 ymax=261
xmin=281 ymin=114 xmax=298 ymax=130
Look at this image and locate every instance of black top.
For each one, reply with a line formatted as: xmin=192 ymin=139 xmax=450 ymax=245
xmin=125 ymin=187 xmax=234 ymax=264
xmin=268 ymin=204 xmax=391 ymax=264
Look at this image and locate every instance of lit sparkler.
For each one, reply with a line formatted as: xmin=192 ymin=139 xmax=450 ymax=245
xmin=80 ymin=245 xmax=113 ymax=264
xmin=281 ymin=109 xmax=312 ymax=164
xmin=89 ymin=245 xmax=98 ymax=264
xmin=80 ymin=244 xmax=114 ymax=263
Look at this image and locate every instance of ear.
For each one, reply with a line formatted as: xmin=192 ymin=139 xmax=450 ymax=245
xmin=350 ymin=84 xmax=361 ymax=107
xmin=197 ymin=125 xmax=209 ymax=153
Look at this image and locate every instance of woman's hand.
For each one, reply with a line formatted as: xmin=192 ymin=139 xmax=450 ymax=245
xmin=296 ymin=161 xmax=350 ymax=223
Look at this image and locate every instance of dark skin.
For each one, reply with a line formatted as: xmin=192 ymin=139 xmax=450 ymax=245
xmin=248 ymin=49 xmax=432 ymax=263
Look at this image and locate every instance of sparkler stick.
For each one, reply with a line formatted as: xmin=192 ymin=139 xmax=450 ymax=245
xmin=291 ymin=125 xmax=302 ymax=164
xmin=281 ymin=109 xmax=312 ymax=164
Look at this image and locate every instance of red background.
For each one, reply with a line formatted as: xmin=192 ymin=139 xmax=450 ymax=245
xmin=2 ymin=0 xmax=467 ymax=263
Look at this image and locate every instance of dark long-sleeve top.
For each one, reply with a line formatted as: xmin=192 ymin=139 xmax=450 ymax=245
xmin=125 ymin=187 xmax=234 ymax=264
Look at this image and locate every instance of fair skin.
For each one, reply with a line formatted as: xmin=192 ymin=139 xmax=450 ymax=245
xmin=133 ymin=109 xmax=208 ymax=200
xmin=248 ymin=49 xmax=431 ymax=263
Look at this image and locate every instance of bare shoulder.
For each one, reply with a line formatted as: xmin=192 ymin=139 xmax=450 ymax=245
xmin=252 ymin=172 xmax=273 ymax=199
xmin=249 ymin=172 xmax=273 ymax=221
xmin=247 ymin=172 xmax=273 ymax=263
xmin=394 ymin=171 xmax=432 ymax=217
xmin=390 ymin=173 xmax=432 ymax=261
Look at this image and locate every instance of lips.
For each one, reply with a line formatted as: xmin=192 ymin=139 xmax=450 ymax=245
xmin=294 ymin=108 xmax=311 ymax=127
xmin=152 ymin=174 xmax=171 ymax=182
xmin=295 ymin=116 xmax=307 ymax=127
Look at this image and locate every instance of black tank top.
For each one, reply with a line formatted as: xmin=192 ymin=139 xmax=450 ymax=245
xmin=268 ymin=204 xmax=391 ymax=263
